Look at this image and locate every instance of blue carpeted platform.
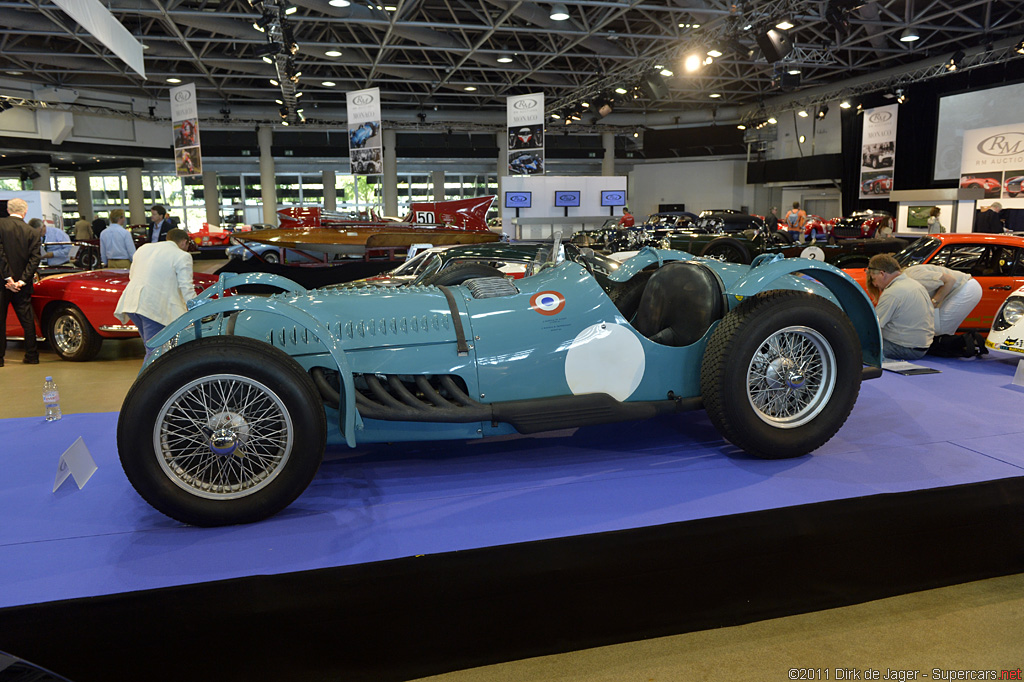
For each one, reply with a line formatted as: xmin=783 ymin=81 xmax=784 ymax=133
xmin=2 ymin=354 xmax=1024 ymax=610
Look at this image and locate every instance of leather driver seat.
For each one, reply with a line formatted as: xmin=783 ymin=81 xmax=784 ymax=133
xmin=631 ymin=261 xmax=725 ymax=347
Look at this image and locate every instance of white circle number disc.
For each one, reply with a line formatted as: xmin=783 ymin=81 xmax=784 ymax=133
xmin=564 ymin=323 xmax=645 ymax=401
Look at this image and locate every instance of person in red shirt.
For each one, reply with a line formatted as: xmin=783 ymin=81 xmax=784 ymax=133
xmin=619 ymin=207 xmax=635 ymax=227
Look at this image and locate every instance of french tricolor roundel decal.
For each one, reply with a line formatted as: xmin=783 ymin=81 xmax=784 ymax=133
xmin=530 ymin=291 xmax=566 ymax=316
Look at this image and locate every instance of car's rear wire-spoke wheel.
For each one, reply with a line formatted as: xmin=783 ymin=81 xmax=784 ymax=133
xmin=745 ymin=326 xmax=836 ymax=428
xmin=700 ymin=290 xmax=862 ymax=459
xmin=118 ymin=336 xmax=326 ymax=526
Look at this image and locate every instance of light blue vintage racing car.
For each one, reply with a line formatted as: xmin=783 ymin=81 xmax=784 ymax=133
xmin=117 ymin=244 xmax=882 ymax=526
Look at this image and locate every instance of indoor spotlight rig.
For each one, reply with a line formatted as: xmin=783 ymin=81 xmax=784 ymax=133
xmin=249 ymin=0 xmax=303 ymax=125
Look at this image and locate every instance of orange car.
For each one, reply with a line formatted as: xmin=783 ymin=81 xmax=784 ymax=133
xmin=845 ymin=233 xmax=1024 ymax=332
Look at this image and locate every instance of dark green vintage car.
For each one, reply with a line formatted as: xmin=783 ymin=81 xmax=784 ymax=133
xmin=571 ymin=212 xmax=909 ymax=268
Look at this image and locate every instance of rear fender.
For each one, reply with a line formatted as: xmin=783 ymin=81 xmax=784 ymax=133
xmin=147 ymin=295 xmax=360 ymax=447
xmin=728 ymin=257 xmax=882 ymax=367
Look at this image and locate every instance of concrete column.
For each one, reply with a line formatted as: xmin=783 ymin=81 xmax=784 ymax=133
xmin=126 ymin=167 xmax=145 ymax=226
xmin=602 ymin=132 xmax=616 ymax=177
xmin=432 ymin=169 xmax=445 ymax=202
xmin=257 ymin=125 xmax=277 ymax=225
xmin=202 ymin=170 xmax=219 ymax=225
xmin=322 ymin=169 xmax=337 ymax=212
xmin=74 ymin=171 xmax=93 ymax=220
xmin=382 ymin=129 xmax=398 ymax=217
xmin=32 ymin=163 xmax=52 ymax=192
xmin=497 ymin=132 xmax=508 ymax=180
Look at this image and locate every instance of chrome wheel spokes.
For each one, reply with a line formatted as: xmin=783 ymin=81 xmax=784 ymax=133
xmin=746 ymin=326 xmax=836 ymax=428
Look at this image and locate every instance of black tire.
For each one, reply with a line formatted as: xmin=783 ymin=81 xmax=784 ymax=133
xmin=424 ymin=262 xmax=504 ymax=286
xmin=117 ymin=336 xmax=327 ymax=526
xmin=700 ymin=238 xmax=751 ymax=264
xmin=46 ymin=305 xmax=103 ymax=361
xmin=75 ymin=247 xmax=100 ymax=270
xmin=699 ymin=290 xmax=862 ymax=459
xmin=262 ymin=250 xmax=280 ymax=264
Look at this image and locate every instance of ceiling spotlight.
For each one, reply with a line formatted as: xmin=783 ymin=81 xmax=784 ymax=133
xmin=497 ymin=55 xmax=514 ymax=63
xmin=946 ymin=50 xmax=965 ymax=71
xmin=896 ymin=88 xmax=906 ymax=104
xmin=684 ymin=53 xmax=702 ymax=72
xmin=551 ymin=112 xmax=561 ymax=119
xmin=840 ymin=101 xmax=851 ymax=109
xmin=775 ymin=20 xmax=794 ymax=30
xmin=798 ymin=110 xmax=809 ymax=117
xmin=703 ymin=56 xmax=714 ymax=65
xmin=284 ymin=5 xmax=297 ymax=14
xmin=464 ymin=85 xmax=477 ymax=91
xmin=322 ymin=81 xmax=336 ymax=87
xmin=767 ymin=117 xmax=777 ymax=124
xmin=799 ymin=135 xmax=806 ymax=143
xmin=167 ymin=77 xmax=182 ymax=83
xmin=269 ymin=78 xmax=279 ymax=85
xmin=325 ymin=49 xmax=342 ymax=57
xmin=614 ymin=86 xmax=629 ymax=94
xmin=899 ymin=27 xmax=920 ymax=42
xmin=709 ymin=93 xmax=721 ymax=98
xmin=262 ymin=55 xmax=273 ymax=63
xmin=581 ymin=100 xmax=590 ymax=108
xmin=633 ymin=130 xmax=639 ymax=138
xmin=1016 ymin=39 xmax=1024 ymax=55
xmin=787 ymin=67 xmax=801 ymax=75
xmin=816 ymin=104 xmax=829 ymax=119
xmin=328 ymin=0 xmax=350 ymax=6
xmin=549 ymin=3 xmax=569 ymax=21
xmin=660 ymin=68 xmax=673 ymax=77
xmin=737 ymin=124 xmax=746 ymax=130
xmin=707 ymin=49 xmax=723 ymax=58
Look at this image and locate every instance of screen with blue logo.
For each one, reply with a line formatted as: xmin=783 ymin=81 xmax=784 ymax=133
xmin=601 ymin=190 xmax=626 ymax=207
xmin=553 ymin=191 xmax=581 ymax=207
xmin=505 ymin=191 xmax=532 ymax=208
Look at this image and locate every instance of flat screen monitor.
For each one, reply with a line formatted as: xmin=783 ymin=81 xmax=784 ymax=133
xmin=504 ymin=191 xmax=532 ymax=209
xmin=601 ymin=190 xmax=626 ymax=207
xmin=554 ymin=190 xmax=580 ymax=207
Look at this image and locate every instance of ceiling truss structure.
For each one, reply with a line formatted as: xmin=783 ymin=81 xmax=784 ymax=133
xmin=0 ymin=0 xmax=1021 ymax=131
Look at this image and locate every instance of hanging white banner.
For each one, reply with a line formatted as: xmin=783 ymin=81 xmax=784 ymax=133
xmin=507 ymin=92 xmax=545 ymax=176
xmin=52 ymin=0 xmax=145 ymax=78
xmin=960 ymin=123 xmax=1024 ymax=200
xmin=347 ymin=87 xmax=382 ymax=176
xmin=170 ymin=83 xmax=201 ymax=177
xmin=858 ymin=103 xmax=897 ymax=199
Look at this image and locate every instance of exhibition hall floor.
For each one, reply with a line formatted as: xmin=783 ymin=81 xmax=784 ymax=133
xmin=1 ymin=333 xmax=1023 ymax=681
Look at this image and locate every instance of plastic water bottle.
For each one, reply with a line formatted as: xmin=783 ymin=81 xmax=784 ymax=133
xmin=43 ymin=376 xmax=62 ymax=422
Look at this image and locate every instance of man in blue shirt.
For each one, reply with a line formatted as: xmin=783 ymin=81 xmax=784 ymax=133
xmin=100 ymin=208 xmax=137 ymax=268
xmin=34 ymin=219 xmax=72 ymax=266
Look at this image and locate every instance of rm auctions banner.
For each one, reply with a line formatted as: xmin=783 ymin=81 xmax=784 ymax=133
xmin=507 ymin=92 xmax=545 ymax=176
xmin=858 ymin=103 xmax=898 ymax=199
xmin=170 ymin=82 xmax=202 ymax=177
xmin=347 ymin=87 xmax=382 ymax=176
xmin=960 ymin=122 xmax=1024 ymax=200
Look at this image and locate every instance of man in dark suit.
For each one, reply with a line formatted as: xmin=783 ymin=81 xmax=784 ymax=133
xmin=1 ymin=198 xmax=43 ymax=365
xmin=148 ymin=204 xmax=175 ymax=242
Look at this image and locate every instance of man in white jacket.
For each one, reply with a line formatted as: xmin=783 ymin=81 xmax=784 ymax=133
xmin=114 ymin=228 xmax=195 ymax=361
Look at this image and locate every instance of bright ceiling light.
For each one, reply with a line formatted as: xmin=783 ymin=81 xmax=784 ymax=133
xmin=497 ymin=55 xmax=513 ymax=63
xmin=840 ymin=101 xmax=852 ymax=109
xmin=167 ymin=77 xmax=181 ymax=83
xmin=709 ymin=93 xmax=721 ymax=98
xmin=707 ymin=49 xmax=722 ymax=58
xmin=464 ymin=85 xmax=477 ymax=91
xmin=684 ymin=53 xmax=702 ymax=72
xmin=325 ymin=50 xmax=342 ymax=57
xmin=767 ymin=117 xmax=777 ymax=124
xmin=614 ymin=86 xmax=629 ymax=94
xmin=787 ymin=67 xmax=801 ymax=75
xmin=549 ymin=3 xmax=569 ymax=21
xmin=322 ymin=81 xmax=336 ymax=87
xmin=775 ymin=20 xmax=794 ymax=30
xmin=328 ymin=0 xmax=350 ymax=6
xmin=285 ymin=5 xmax=297 ymax=14
xmin=899 ymin=27 xmax=920 ymax=42
xmin=798 ymin=110 xmax=809 ymax=117
xmin=660 ymin=68 xmax=674 ymax=77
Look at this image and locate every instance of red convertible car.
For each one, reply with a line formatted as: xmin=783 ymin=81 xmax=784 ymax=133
xmin=846 ymin=233 xmax=1024 ymax=332
xmin=831 ymin=211 xmax=893 ymax=240
xmin=860 ymin=175 xmax=893 ymax=195
xmin=5 ymin=269 xmax=219 ymax=361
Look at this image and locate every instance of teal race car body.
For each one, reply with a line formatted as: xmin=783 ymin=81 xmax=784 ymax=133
xmin=117 ymin=246 xmax=882 ymax=526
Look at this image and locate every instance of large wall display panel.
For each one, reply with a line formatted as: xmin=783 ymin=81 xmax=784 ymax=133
xmin=858 ymin=104 xmax=898 ymax=200
xmin=960 ymin=122 xmax=1024 ymax=205
xmin=934 ymin=82 xmax=1024 ymax=182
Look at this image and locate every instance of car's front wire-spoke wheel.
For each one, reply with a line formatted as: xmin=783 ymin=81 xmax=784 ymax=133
xmin=700 ymin=290 xmax=862 ymax=459
xmin=118 ymin=336 xmax=326 ymax=526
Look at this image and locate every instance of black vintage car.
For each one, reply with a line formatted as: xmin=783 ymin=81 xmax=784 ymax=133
xmin=572 ymin=212 xmax=908 ymax=268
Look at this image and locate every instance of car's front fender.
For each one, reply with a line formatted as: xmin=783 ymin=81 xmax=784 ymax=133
xmin=146 ymin=294 xmax=361 ymax=447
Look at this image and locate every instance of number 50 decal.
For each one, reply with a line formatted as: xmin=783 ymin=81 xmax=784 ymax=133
xmin=415 ymin=211 xmax=436 ymax=223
